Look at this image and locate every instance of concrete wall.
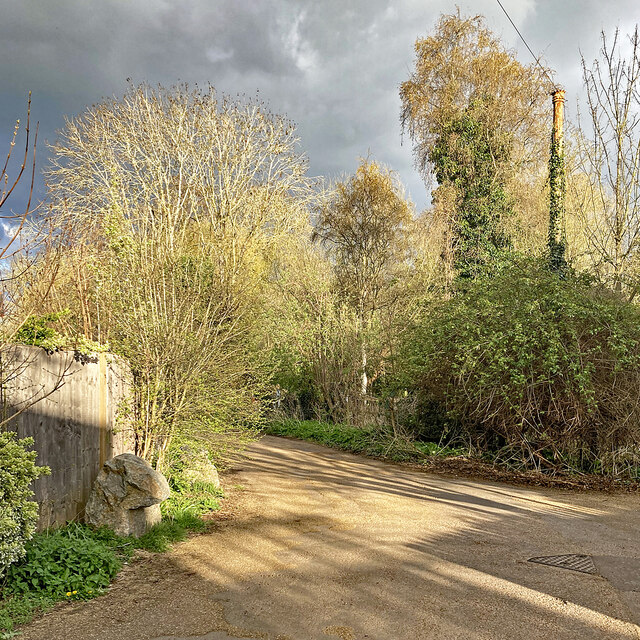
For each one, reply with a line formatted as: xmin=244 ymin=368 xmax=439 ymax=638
xmin=2 ymin=345 xmax=134 ymax=528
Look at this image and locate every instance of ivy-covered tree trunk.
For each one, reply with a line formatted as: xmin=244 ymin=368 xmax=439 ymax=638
xmin=548 ymin=139 xmax=567 ymax=272
xmin=548 ymin=90 xmax=567 ymax=273
xmin=430 ymin=97 xmax=513 ymax=279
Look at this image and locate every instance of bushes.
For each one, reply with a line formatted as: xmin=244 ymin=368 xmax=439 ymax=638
xmin=0 ymin=443 xmax=223 ymax=634
xmin=0 ymin=510 xmax=214 ymax=633
xmin=0 ymin=524 xmax=129 ymax=634
xmin=0 ymin=432 xmax=49 ymax=576
xmin=402 ymin=258 xmax=640 ymax=476
xmin=3 ymin=526 xmax=123 ymax=599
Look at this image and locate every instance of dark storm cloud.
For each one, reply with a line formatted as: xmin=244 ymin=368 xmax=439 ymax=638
xmin=513 ymin=0 xmax=640 ymax=124
xmin=1 ymin=0 xmax=640 ymax=224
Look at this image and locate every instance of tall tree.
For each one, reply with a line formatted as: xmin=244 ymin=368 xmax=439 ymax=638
xmin=41 ymin=84 xmax=311 ymax=465
xmin=313 ymin=159 xmax=412 ymax=396
xmin=429 ymin=96 xmax=514 ymax=278
xmin=400 ymin=12 xmax=552 ymax=276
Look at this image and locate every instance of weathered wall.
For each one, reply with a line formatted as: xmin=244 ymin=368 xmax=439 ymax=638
xmin=2 ymin=345 xmax=134 ymax=528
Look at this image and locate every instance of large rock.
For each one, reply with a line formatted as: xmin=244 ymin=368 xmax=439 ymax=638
xmin=85 ymin=453 xmax=170 ymax=537
xmin=178 ymin=447 xmax=220 ymax=489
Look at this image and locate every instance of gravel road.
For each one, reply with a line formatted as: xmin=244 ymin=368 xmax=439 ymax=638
xmin=21 ymin=436 xmax=640 ymax=640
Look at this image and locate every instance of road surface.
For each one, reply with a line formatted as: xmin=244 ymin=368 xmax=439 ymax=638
xmin=22 ymin=436 xmax=640 ymax=639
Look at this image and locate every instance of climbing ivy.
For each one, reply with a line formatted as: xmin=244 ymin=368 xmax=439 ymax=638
xmin=548 ymin=137 xmax=567 ymax=273
xmin=430 ymin=97 xmax=514 ymax=279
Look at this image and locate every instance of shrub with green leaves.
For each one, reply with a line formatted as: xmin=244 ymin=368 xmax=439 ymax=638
xmin=0 ymin=432 xmax=49 ymax=576
xmin=402 ymin=258 xmax=640 ymax=476
xmin=0 ymin=510 xmax=213 ymax=632
xmin=14 ymin=312 xmax=68 ymax=352
xmin=3 ymin=527 xmax=122 ymax=598
xmin=14 ymin=310 xmax=107 ymax=355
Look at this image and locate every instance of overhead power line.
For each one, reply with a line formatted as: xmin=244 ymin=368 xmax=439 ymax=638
xmin=495 ymin=0 xmax=558 ymax=91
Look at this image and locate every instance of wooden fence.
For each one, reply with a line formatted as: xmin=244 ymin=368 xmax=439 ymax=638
xmin=2 ymin=345 xmax=134 ymax=528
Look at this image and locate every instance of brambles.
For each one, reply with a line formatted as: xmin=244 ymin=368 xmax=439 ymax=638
xmin=402 ymin=258 xmax=640 ymax=477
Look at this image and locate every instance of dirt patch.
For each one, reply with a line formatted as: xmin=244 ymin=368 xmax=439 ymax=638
xmin=410 ymin=455 xmax=640 ymax=492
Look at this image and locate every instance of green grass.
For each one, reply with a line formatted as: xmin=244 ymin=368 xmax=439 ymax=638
xmin=134 ymin=511 xmax=206 ymax=553
xmin=161 ymin=480 xmax=223 ymax=520
xmin=0 ymin=485 xmax=222 ymax=635
xmin=265 ymin=419 xmax=464 ymax=463
xmin=0 ymin=593 xmax=55 ymax=638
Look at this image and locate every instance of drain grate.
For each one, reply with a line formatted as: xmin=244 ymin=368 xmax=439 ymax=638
xmin=528 ymin=554 xmax=597 ymax=575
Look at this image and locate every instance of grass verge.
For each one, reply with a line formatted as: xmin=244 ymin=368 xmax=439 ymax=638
xmin=265 ymin=419 xmax=640 ymax=492
xmin=264 ymin=419 xmax=462 ymax=462
xmin=0 ymin=485 xmax=222 ymax=636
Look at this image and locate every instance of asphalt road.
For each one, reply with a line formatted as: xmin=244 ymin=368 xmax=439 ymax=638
xmin=22 ymin=436 xmax=640 ymax=640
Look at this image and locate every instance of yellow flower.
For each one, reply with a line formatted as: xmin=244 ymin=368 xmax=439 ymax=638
xmin=66 ymin=592 xmax=72 ymax=597
xmin=72 ymin=590 xmax=78 ymax=594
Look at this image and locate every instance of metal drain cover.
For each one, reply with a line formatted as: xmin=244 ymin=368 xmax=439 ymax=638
xmin=528 ymin=554 xmax=597 ymax=575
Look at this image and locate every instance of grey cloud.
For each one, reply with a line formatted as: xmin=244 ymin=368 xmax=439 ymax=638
xmin=1 ymin=0 xmax=640 ymax=228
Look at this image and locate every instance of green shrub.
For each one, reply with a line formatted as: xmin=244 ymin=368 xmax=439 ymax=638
xmin=0 ymin=432 xmax=49 ymax=576
xmin=0 ymin=507 xmax=215 ymax=633
xmin=0 ymin=524 xmax=132 ymax=633
xmin=3 ymin=525 xmax=123 ymax=599
xmin=14 ymin=310 xmax=107 ymax=355
xmin=0 ymin=514 xmax=208 ymax=632
xmin=14 ymin=312 xmax=68 ymax=352
xmin=402 ymin=258 xmax=640 ymax=476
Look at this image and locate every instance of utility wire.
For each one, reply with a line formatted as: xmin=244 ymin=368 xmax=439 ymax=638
xmin=495 ymin=0 xmax=558 ymax=91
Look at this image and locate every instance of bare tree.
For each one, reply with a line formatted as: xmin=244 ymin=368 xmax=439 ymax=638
xmin=0 ymin=96 xmax=36 ymax=257
xmin=574 ymin=26 xmax=640 ymax=295
xmin=42 ymin=84 xmax=312 ymax=465
xmin=0 ymin=95 xmax=68 ymax=429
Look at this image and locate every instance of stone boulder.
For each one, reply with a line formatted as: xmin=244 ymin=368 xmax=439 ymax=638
xmin=85 ymin=453 xmax=170 ymax=537
xmin=182 ymin=449 xmax=220 ymax=487
xmin=179 ymin=447 xmax=220 ymax=489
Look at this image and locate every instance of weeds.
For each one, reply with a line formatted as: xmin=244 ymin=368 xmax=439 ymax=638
xmin=0 ymin=483 xmax=222 ymax=634
xmin=265 ymin=419 xmax=462 ymax=463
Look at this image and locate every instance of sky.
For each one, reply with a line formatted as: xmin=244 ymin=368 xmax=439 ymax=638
xmin=1 ymin=0 xmax=639 ymax=234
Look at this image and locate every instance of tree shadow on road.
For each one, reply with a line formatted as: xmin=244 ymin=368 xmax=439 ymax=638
xmin=18 ymin=436 xmax=640 ymax=640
